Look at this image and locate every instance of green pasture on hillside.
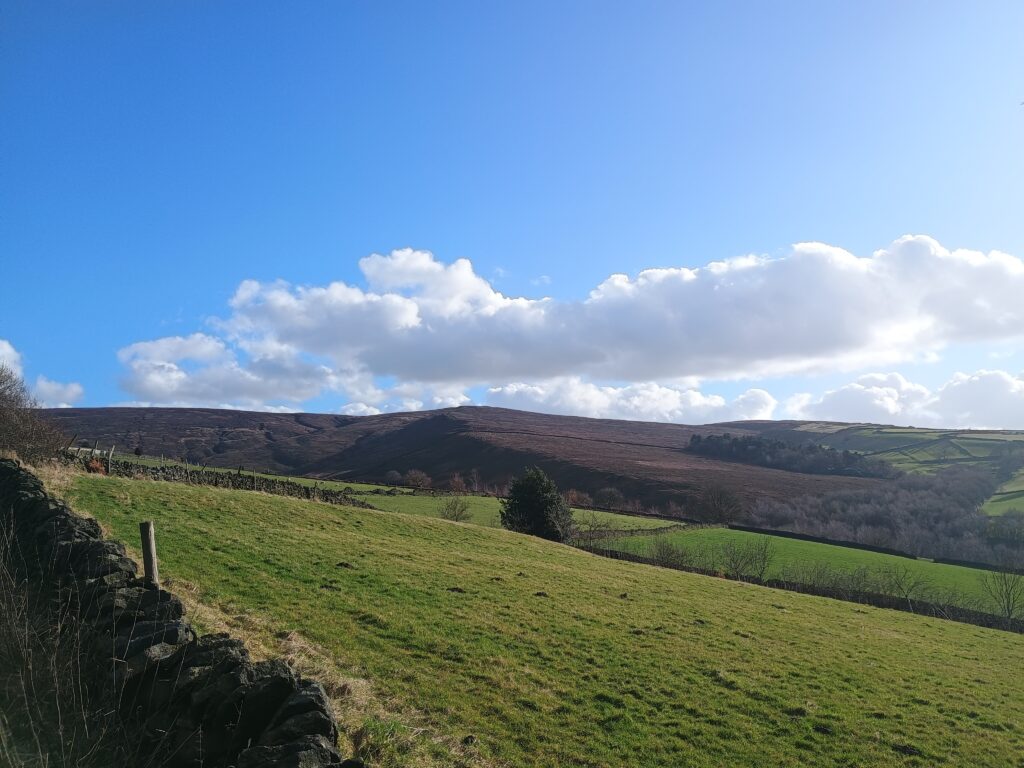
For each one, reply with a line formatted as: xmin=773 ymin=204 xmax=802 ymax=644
xmin=68 ymin=475 xmax=1024 ymax=768
xmin=982 ymin=468 xmax=1024 ymax=516
xmin=367 ymin=491 xmax=672 ymax=532
xmin=603 ymin=528 xmax=994 ymax=607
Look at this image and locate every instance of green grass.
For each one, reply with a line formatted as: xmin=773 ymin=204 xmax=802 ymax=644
xmin=603 ymin=528 xmax=994 ymax=606
xmin=982 ymin=467 xmax=1024 ymax=516
xmin=114 ymin=454 xmax=676 ymax=531
xmin=367 ymin=492 xmax=672 ymax=532
xmin=67 ymin=475 xmax=1024 ymax=768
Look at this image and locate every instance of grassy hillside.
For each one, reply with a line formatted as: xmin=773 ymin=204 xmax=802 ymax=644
xmin=67 ymin=475 xmax=1023 ymax=767
xmin=603 ymin=528 xmax=994 ymax=606
xmin=982 ymin=470 xmax=1024 ymax=516
xmin=367 ymin=492 xmax=671 ymax=531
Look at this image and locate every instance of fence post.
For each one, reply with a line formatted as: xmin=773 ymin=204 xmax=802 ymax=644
xmin=139 ymin=521 xmax=160 ymax=588
xmin=107 ymin=444 xmax=116 ymax=474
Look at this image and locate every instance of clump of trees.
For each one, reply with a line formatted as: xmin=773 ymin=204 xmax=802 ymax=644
xmin=403 ymin=469 xmax=432 ymax=489
xmin=748 ymin=466 xmax=1024 ymax=566
xmin=0 ymin=364 xmax=64 ymax=464
xmin=687 ymin=433 xmax=899 ymax=478
xmin=500 ymin=467 xmax=575 ymax=543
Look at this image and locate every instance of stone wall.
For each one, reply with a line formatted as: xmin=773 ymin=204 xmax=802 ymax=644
xmin=78 ymin=454 xmax=378 ymax=509
xmin=0 ymin=458 xmax=361 ymax=768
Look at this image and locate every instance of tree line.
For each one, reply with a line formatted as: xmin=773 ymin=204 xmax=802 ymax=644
xmin=748 ymin=466 xmax=1024 ymax=567
xmin=686 ymin=433 xmax=900 ymax=478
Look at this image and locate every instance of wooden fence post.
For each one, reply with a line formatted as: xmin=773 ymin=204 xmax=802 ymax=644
xmin=107 ymin=444 xmax=116 ymax=474
xmin=139 ymin=521 xmax=160 ymax=588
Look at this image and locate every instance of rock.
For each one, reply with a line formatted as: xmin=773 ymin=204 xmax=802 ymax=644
xmin=237 ymin=735 xmax=341 ymax=768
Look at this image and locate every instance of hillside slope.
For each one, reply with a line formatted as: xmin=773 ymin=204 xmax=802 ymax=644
xmin=68 ymin=475 xmax=1024 ymax=768
xmin=46 ymin=406 xmax=882 ymax=508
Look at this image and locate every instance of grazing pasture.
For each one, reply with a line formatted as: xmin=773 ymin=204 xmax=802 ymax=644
xmin=603 ymin=527 xmax=996 ymax=607
xmin=67 ymin=475 xmax=1024 ymax=768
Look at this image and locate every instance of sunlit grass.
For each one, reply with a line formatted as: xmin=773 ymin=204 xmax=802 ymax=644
xmin=68 ymin=475 xmax=1024 ymax=768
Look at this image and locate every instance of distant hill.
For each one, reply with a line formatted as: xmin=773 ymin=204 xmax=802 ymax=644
xmin=44 ymin=406 xmax=890 ymax=509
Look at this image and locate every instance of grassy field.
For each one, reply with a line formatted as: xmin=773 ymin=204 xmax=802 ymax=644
xmin=66 ymin=474 xmax=1024 ymax=768
xmin=981 ymin=468 xmax=1024 ymax=516
xmin=113 ymin=453 xmax=671 ymax=531
xmin=602 ymin=528 xmax=994 ymax=606
xmin=816 ymin=427 xmax=1024 ymax=475
xmin=367 ymin=492 xmax=672 ymax=532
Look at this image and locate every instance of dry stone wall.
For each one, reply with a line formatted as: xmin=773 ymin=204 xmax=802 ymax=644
xmin=0 ymin=458 xmax=362 ymax=768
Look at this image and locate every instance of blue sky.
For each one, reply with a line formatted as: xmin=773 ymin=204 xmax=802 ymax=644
xmin=2 ymin=1 xmax=1024 ymax=427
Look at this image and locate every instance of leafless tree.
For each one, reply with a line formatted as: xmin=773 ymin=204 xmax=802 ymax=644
xmin=448 ymin=472 xmax=467 ymax=494
xmin=719 ymin=537 xmax=774 ymax=581
xmin=0 ymin=364 xmax=65 ymax=465
xmin=698 ymin=483 xmax=743 ymax=523
xmin=877 ymin=564 xmax=931 ymax=612
xmin=650 ymin=537 xmax=690 ymax=569
xmin=404 ymin=468 xmax=432 ymax=489
xmin=439 ymin=496 xmax=471 ymax=522
xmin=570 ymin=510 xmax=613 ymax=545
xmin=979 ymin=566 xmax=1024 ymax=626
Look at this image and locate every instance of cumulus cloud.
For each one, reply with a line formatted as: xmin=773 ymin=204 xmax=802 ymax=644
xmin=117 ymin=332 xmax=335 ymax=408
xmin=34 ymin=376 xmax=84 ymax=408
xmin=0 ymin=339 xmax=22 ymax=376
xmin=789 ymin=369 xmax=1024 ymax=429
xmin=487 ymin=378 xmax=777 ymax=423
xmin=115 ymin=237 xmax=1024 ymax=423
xmin=1 ymin=339 xmax=83 ymax=407
xmin=219 ymin=237 xmax=1024 ymax=384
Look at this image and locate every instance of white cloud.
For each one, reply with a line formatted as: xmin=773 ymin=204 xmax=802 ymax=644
xmin=115 ymin=237 xmax=1024 ymax=422
xmin=117 ymin=331 xmax=335 ymax=408
xmin=487 ymin=377 xmax=776 ymax=423
xmin=0 ymin=339 xmax=22 ymax=376
xmin=789 ymin=369 xmax=1024 ymax=429
xmin=1 ymin=340 xmax=83 ymax=407
xmin=219 ymin=237 xmax=1024 ymax=385
xmin=34 ymin=376 xmax=84 ymax=408
xmin=338 ymin=402 xmax=382 ymax=416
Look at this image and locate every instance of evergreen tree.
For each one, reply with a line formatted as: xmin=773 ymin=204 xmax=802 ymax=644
xmin=500 ymin=467 xmax=575 ymax=542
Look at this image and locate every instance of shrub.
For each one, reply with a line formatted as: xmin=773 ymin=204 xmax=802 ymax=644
xmin=650 ymin=537 xmax=690 ymax=569
xmin=439 ymin=496 xmax=471 ymax=522
xmin=500 ymin=467 xmax=575 ymax=542
xmin=403 ymin=469 xmax=431 ymax=489
xmin=384 ymin=470 xmax=403 ymax=485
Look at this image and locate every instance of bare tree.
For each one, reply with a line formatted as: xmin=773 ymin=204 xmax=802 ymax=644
xmin=571 ymin=510 xmax=613 ymax=545
xmin=650 ymin=537 xmax=690 ymax=569
xmin=404 ymin=469 xmax=432 ymax=489
xmin=698 ymin=484 xmax=743 ymax=523
xmin=877 ymin=564 xmax=931 ymax=612
xmin=448 ymin=472 xmax=467 ymax=494
xmin=979 ymin=566 xmax=1024 ymax=626
xmin=439 ymin=496 xmax=471 ymax=522
xmin=0 ymin=364 xmax=64 ymax=465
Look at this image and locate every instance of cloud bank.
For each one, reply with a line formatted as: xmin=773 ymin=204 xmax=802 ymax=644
xmin=788 ymin=370 xmax=1024 ymax=429
xmin=113 ymin=236 xmax=1024 ymax=427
